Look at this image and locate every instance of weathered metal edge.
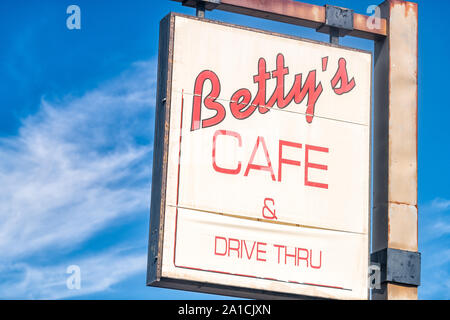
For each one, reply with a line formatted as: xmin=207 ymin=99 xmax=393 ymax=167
xmin=153 ymin=277 xmax=330 ymax=300
xmin=172 ymin=0 xmax=387 ymax=40
xmin=147 ymin=13 xmax=176 ymax=286
xmin=167 ymin=11 xmax=373 ymax=56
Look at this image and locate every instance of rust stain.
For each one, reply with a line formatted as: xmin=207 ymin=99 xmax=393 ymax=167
xmin=389 ymin=200 xmax=417 ymax=207
xmin=184 ymin=0 xmax=386 ymax=39
xmin=390 ymin=0 xmax=418 ymax=19
xmin=310 ymin=4 xmax=324 ymax=22
xmin=354 ymin=13 xmax=387 ymax=37
xmin=405 ymin=2 xmax=418 ymax=18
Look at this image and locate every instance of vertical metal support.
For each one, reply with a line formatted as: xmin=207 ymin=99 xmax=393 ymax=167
xmin=196 ymin=2 xmax=205 ymax=18
xmin=373 ymin=0 xmax=419 ymax=300
xmin=317 ymin=5 xmax=354 ymax=45
xmin=329 ymin=27 xmax=340 ymax=45
xmin=181 ymin=0 xmax=221 ymax=17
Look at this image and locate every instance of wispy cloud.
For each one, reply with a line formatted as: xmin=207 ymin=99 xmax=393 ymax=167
xmin=419 ymin=198 xmax=450 ymax=299
xmin=0 ymin=246 xmax=147 ymax=299
xmin=0 ymin=59 xmax=156 ymax=298
xmin=423 ymin=198 xmax=450 ymax=214
xmin=421 ymin=198 xmax=450 ymax=241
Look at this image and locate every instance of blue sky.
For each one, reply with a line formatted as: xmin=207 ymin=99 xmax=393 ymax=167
xmin=0 ymin=0 xmax=447 ymax=300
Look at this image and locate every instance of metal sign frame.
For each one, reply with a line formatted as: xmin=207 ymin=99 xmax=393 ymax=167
xmin=148 ymin=0 xmax=419 ymax=300
xmin=147 ymin=12 xmax=373 ymax=300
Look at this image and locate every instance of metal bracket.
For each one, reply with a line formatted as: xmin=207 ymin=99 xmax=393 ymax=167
xmin=182 ymin=0 xmax=221 ymax=18
xmin=317 ymin=5 xmax=354 ymax=44
xmin=182 ymin=0 xmax=221 ymax=11
xmin=371 ymin=248 xmax=421 ymax=286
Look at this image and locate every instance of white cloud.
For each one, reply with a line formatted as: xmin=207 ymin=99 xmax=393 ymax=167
xmin=420 ymin=249 xmax=450 ymax=300
xmin=427 ymin=198 xmax=450 ymax=213
xmin=0 ymin=246 xmax=147 ymax=299
xmin=0 ymin=59 xmax=156 ymax=298
xmin=431 ymin=221 xmax=450 ymax=237
xmin=419 ymin=198 xmax=450 ymax=299
xmin=420 ymin=198 xmax=450 ymax=241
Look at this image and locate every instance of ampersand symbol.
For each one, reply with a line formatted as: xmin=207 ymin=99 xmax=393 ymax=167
xmin=262 ymin=198 xmax=277 ymax=220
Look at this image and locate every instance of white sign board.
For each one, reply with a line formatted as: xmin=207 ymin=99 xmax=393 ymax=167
xmin=148 ymin=13 xmax=372 ymax=300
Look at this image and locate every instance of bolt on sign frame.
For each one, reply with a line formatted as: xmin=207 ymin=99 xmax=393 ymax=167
xmin=147 ymin=0 xmax=419 ymax=300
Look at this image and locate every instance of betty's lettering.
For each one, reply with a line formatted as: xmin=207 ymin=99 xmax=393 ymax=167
xmin=191 ymin=53 xmax=356 ymax=131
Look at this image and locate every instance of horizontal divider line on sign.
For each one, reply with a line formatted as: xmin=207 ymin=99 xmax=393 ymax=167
xmin=167 ymin=204 xmax=366 ymax=236
xmin=173 ymin=90 xmax=369 ymax=127
xmin=174 ymin=264 xmax=352 ymax=292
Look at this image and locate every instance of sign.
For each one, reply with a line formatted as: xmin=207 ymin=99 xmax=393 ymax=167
xmin=148 ymin=13 xmax=372 ymax=300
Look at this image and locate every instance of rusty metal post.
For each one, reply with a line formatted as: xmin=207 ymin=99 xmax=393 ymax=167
xmin=171 ymin=0 xmax=387 ymax=40
xmin=372 ymin=0 xmax=419 ymax=300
